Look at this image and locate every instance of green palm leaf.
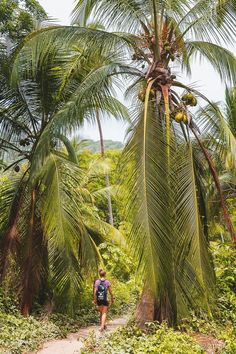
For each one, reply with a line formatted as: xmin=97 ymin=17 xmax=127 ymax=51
xmin=184 ymin=41 xmax=236 ymax=85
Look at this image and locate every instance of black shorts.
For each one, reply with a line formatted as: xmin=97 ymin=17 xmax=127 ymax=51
xmin=97 ymin=300 xmax=109 ymax=306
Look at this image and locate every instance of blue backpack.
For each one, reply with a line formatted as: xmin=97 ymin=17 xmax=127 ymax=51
xmin=96 ymin=280 xmax=108 ymax=302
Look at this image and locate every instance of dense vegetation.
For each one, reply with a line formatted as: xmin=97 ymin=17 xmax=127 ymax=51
xmin=79 ymin=139 xmax=124 ymax=153
xmin=0 ymin=0 xmax=236 ymax=353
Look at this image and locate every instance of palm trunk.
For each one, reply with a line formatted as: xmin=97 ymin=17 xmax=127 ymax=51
xmin=96 ymin=111 xmax=114 ymax=226
xmin=136 ymin=288 xmax=176 ymax=327
xmin=191 ymin=127 xmax=236 ymax=245
xmin=152 ymin=0 xmax=160 ymax=60
xmin=135 ymin=287 xmax=155 ymax=328
xmin=21 ymin=189 xmax=36 ymax=316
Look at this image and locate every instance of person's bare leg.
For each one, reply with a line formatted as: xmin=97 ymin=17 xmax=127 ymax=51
xmin=99 ymin=306 xmax=102 ymax=327
xmin=101 ymin=306 xmax=108 ymax=330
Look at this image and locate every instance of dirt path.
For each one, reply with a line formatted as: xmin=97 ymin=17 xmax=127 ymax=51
xmin=33 ymin=317 xmax=127 ymax=354
xmin=191 ymin=333 xmax=225 ymax=354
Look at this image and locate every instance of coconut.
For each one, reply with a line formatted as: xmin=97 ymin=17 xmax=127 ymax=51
xmin=174 ymin=111 xmax=185 ymax=122
xmin=182 ymin=92 xmax=197 ymax=106
xmin=138 ymin=88 xmax=155 ymax=102
xmin=190 ymin=97 xmax=197 ymax=106
xmin=183 ymin=114 xmax=189 ymax=124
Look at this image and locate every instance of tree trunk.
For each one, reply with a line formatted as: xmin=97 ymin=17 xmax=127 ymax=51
xmin=191 ymin=127 xmax=236 ymax=245
xmin=21 ymin=189 xmax=36 ymax=316
xmin=96 ymin=110 xmax=114 ymax=226
xmin=135 ymin=287 xmax=176 ymax=327
xmin=135 ymin=287 xmax=155 ymax=328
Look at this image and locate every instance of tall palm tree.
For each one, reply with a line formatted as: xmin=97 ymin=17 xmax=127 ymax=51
xmin=71 ymin=0 xmax=236 ymax=326
xmin=4 ymin=0 xmax=236 ymax=324
xmin=75 ymin=12 xmax=116 ymax=226
xmin=95 ymin=110 xmax=114 ymax=226
xmin=0 ymin=36 xmax=128 ymax=315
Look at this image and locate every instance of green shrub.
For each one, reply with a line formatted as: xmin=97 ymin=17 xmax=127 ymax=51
xmin=211 ymin=242 xmax=236 ymax=326
xmin=0 ymin=312 xmax=60 ymax=354
xmin=0 ymin=288 xmax=19 ymax=315
xmin=82 ymin=322 xmax=204 ymax=354
xmin=221 ymin=327 xmax=236 ymax=354
xmin=178 ymin=241 xmax=236 ymax=352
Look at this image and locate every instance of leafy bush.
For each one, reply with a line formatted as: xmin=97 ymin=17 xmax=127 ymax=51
xmin=212 ymin=242 xmax=236 ymax=325
xmin=82 ymin=322 xmax=204 ymax=354
xmin=0 ymin=312 xmax=60 ymax=354
xmin=0 ymin=288 xmax=19 ymax=315
xmin=178 ymin=241 xmax=236 ymax=352
xmin=99 ymin=242 xmax=135 ymax=282
xmin=221 ymin=327 xmax=236 ymax=354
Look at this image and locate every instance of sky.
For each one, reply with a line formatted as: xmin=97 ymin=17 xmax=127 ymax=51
xmin=38 ymin=0 xmax=231 ymax=142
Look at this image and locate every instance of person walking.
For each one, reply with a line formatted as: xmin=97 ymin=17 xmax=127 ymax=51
xmin=93 ymin=269 xmax=114 ymax=332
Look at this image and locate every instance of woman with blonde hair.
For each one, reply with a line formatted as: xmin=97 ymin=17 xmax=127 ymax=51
xmin=93 ymin=269 xmax=114 ymax=331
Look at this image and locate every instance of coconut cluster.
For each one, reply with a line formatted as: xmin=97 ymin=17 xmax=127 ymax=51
xmin=174 ymin=110 xmax=188 ymax=124
xmin=181 ymin=92 xmax=197 ymax=106
xmin=138 ymin=88 xmax=155 ymax=102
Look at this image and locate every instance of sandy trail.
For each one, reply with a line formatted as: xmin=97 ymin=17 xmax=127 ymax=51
xmin=33 ymin=317 xmax=127 ymax=354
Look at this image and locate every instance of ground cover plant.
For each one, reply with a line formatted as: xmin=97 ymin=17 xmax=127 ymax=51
xmin=82 ymin=322 xmax=204 ymax=354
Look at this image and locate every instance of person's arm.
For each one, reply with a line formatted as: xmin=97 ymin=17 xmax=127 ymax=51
xmin=93 ymin=283 xmax=97 ymax=304
xmin=108 ymin=286 xmax=114 ymax=304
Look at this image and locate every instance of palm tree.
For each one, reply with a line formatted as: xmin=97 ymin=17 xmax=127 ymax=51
xmin=3 ymin=0 xmax=236 ymax=324
xmin=0 ymin=36 xmax=128 ymax=315
xmin=71 ymin=0 xmax=236 ymax=326
xmin=196 ymin=87 xmax=236 ymax=239
xmin=95 ymin=110 xmax=114 ymax=225
xmin=75 ymin=17 xmax=116 ymax=227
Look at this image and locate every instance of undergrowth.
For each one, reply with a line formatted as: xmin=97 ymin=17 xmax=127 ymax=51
xmin=82 ymin=322 xmax=204 ymax=354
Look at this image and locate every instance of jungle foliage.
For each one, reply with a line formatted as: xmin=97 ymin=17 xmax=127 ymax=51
xmin=0 ymin=0 xmax=236 ymax=337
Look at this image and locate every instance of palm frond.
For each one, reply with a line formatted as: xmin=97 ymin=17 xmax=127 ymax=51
xmin=197 ymin=103 xmax=236 ymax=173
xmin=121 ymin=103 xmax=213 ymax=322
xmin=178 ymin=0 xmax=236 ymax=45
xmin=39 ymin=154 xmax=101 ymax=309
xmin=184 ymin=41 xmax=236 ymax=86
xmin=225 ymin=86 xmax=236 ymax=136
xmin=0 ymin=173 xmax=27 ymax=280
xmin=72 ymin=0 xmax=148 ymax=32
